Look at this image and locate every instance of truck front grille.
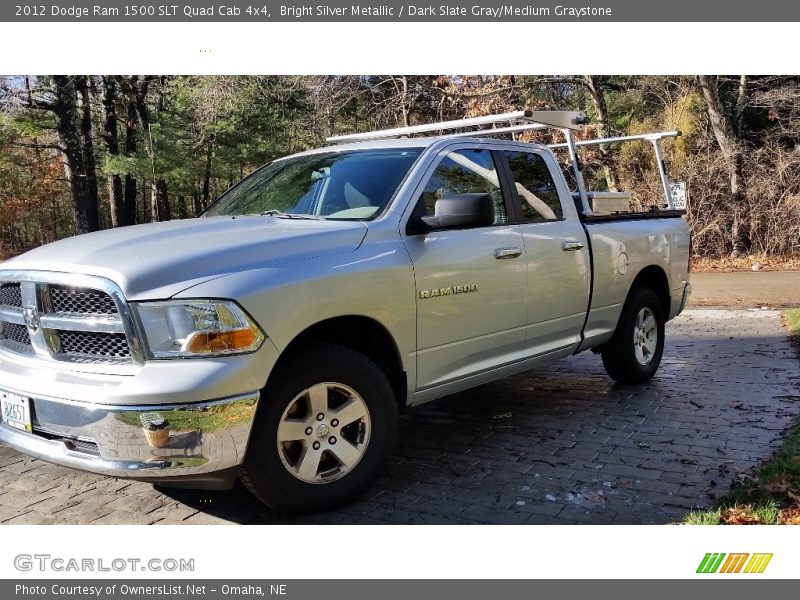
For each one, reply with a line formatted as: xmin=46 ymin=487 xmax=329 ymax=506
xmin=2 ymin=322 xmax=31 ymax=346
xmin=50 ymin=285 xmax=118 ymax=315
xmin=0 ymin=275 xmax=136 ymax=366
xmin=58 ymin=330 xmax=130 ymax=359
xmin=0 ymin=283 xmax=22 ymax=308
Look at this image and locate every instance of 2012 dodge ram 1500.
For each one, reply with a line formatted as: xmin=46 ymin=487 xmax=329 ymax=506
xmin=0 ymin=111 xmax=691 ymax=512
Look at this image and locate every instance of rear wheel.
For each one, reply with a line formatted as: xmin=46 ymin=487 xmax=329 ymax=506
xmin=241 ymin=343 xmax=397 ymax=512
xmin=601 ymin=287 xmax=665 ymax=384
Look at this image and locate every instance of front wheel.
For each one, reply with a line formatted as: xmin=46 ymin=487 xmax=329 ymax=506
xmin=601 ymin=287 xmax=665 ymax=384
xmin=240 ymin=343 xmax=398 ymax=513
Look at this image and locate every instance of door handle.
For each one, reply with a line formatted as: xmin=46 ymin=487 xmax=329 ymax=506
xmin=494 ymin=247 xmax=523 ymax=260
xmin=561 ymin=240 xmax=585 ymax=251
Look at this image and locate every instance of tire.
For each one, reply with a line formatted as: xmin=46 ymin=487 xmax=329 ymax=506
xmin=601 ymin=287 xmax=665 ymax=384
xmin=240 ymin=343 xmax=398 ymax=513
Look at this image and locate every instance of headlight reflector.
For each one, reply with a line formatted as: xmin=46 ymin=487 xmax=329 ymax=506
xmin=134 ymin=300 xmax=264 ymax=358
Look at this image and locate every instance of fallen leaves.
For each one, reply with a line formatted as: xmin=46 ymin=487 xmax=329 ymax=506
xmin=777 ymin=507 xmax=800 ymax=525
xmin=720 ymin=506 xmax=762 ymax=525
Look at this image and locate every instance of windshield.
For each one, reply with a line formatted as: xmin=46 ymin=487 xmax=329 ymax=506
xmin=204 ymin=148 xmax=424 ymax=220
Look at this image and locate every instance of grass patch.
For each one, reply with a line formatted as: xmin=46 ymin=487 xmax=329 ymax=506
xmin=685 ymin=509 xmax=722 ymax=525
xmin=684 ymin=309 xmax=800 ymax=524
xmin=784 ymin=308 xmax=800 ymax=344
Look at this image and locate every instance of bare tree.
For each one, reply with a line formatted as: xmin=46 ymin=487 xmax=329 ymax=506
xmin=582 ymin=75 xmax=620 ymax=191
xmin=698 ymin=75 xmax=747 ymax=255
xmin=102 ymin=76 xmax=125 ymax=227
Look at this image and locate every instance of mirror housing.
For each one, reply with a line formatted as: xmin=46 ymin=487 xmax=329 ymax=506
xmin=412 ymin=193 xmax=495 ymax=233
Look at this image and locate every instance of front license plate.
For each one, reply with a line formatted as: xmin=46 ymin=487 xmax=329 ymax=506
xmin=1 ymin=391 xmax=32 ymax=433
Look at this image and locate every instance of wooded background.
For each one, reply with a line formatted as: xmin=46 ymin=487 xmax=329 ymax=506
xmin=0 ymin=75 xmax=798 ymax=259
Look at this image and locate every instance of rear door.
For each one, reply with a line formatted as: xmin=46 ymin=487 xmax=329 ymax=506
xmin=498 ymin=147 xmax=591 ymax=357
xmin=402 ymin=146 xmax=528 ymax=390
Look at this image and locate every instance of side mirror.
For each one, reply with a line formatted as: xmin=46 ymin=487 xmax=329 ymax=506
xmin=415 ymin=193 xmax=495 ymax=232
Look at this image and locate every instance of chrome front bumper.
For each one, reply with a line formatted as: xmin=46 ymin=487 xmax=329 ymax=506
xmin=0 ymin=388 xmax=259 ymax=489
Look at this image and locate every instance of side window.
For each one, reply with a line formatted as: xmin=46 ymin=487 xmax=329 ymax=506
xmin=417 ymin=149 xmax=507 ymax=225
xmin=503 ymin=151 xmax=564 ymax=222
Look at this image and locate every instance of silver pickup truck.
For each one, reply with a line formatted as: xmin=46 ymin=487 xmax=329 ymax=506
xmin=0 ymin=111 xmax=691 ymax=512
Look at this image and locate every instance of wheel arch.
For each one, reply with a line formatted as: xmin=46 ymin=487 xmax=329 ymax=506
xmin=629 ymin=264 xmax=671 ymax=318
xmin=273 ymin=315 xmax=407 ymax=408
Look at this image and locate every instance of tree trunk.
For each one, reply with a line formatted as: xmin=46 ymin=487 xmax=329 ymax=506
xmin=202 ymin=141 xmax=214 ymax=208
xmin=140 ymin=177 xmax=147 ymax=224
xmin=698 ymin=75 xmax=746 ymax=256
xmin=177 ymin=194 xmax=188 ymax=219
xmin=582 ymin=75 xmax=619 ymax=191
xmin=150 ymin=180 xmax=159 ymax=223
xmin=51 ymin=75 xmax=100 ymax=234
xmin=400 ymin=76 xmax=409 ymax=127
xmin=734 ymin=74 xmax=747 ymax=136
xmin=123 ymin=100 xmax=138 ymax=225
xmin=102 ymin=77 xmax=125 ymax=227
xmin=153 ymin=178 xmax=171 ymax=222
xmin=127 ymin=76 xmax=158 ymax=223
xmin=76 ymin=76 xmax=101 ymax=230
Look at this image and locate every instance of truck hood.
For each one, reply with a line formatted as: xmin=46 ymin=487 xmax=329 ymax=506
xmin=3 ymin=216 xmax=368 ymax=300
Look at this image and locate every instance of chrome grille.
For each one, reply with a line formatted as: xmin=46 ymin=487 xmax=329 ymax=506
xmin=2 ymin=322 xmax=31 ymax=346
xmin=57 ymin=330 xmax=130 ymax=359
xmin=0 ymin=283 xmax=22 ymax=308
xmin=50 ymin=286 xmax=118 ymax=315
xmin=0 ymin=274 xmax=136 ymax=367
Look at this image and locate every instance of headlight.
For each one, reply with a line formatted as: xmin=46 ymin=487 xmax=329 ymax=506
xmin=134 ymin=300 xmax=265 ymax=358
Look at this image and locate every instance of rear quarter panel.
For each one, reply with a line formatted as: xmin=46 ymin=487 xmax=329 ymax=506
xmin=580 ymin=216 xmax=690 ymax=350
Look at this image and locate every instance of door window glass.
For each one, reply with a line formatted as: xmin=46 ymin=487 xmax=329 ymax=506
xmin=418 ymin=149 xmax=507 ymax=224
xmin=503 ymin=151 xmax=563 ymax=221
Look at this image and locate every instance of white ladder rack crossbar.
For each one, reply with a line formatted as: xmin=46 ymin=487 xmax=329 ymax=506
xmin=549 ymin=130 xmax=681 ymax=149
xmin=325 ymin=110 xmax=588 ymax=143
xmin=445 ymin=122 xmax=549 ymax=139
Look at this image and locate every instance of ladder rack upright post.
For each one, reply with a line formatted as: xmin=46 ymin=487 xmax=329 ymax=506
xmin=561 ymin=129 xmax=592 ymax=216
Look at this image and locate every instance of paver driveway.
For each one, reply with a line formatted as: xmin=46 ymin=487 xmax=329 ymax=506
xmin=1 ymin=309 xmax=798 ymax=524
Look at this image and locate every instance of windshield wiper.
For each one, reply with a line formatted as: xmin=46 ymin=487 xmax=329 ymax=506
xmin=260 ymin=210 xmax=326 ymax=220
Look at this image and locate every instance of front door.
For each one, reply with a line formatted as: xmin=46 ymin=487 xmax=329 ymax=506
xmin=402 ymin=148 xmax=528 ymax=390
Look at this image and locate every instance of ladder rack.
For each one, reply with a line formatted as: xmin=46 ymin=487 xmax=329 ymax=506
xmin=325 ymin=110 xmax=589 ymax=143
xmin=325 ymin=111 xmax=680 ymax=214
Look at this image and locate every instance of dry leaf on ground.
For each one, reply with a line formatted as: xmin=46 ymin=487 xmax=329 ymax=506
xmin=720 ymin=506 xmax=762 ymax=525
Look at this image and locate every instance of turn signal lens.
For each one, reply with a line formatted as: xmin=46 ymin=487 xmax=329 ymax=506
xmin=186 ymin=328 xmax=259 ymax=354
